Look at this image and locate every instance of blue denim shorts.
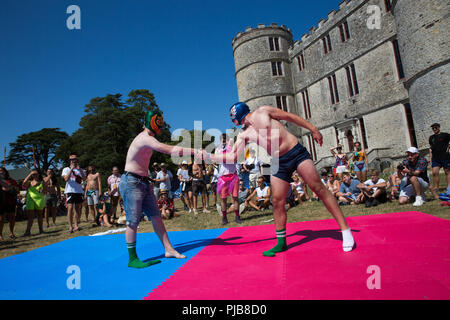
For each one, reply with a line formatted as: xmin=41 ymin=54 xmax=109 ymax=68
xmin=354 ymin=161 xmax=367 ymax=172
xmin=119 ymin=172 xmax=161 ymax=228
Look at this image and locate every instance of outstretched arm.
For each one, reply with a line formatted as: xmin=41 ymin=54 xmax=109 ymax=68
xmin=147 ymin=135 xmax=196 ymax=158
xmin=262 ymin=106 xmax=323 ymax=146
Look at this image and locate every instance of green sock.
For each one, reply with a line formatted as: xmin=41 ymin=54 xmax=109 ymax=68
xmin=263 ymin=229 xmax=288 ymax=257
xmin=127 ymin=242 xmax=161 ymax=268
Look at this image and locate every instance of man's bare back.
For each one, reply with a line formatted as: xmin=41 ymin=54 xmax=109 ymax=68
xmin=238 ymin=107 xmax=300 ymax=157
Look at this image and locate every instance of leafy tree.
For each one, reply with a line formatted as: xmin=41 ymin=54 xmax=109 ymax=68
xmin=6 ymin=128 xmax=69 ymax=172
xmin=56 ymin=90 xmax=173 ymax=190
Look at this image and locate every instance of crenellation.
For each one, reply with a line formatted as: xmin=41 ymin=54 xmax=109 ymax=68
xmin=232 ymin=0 xmax=448 ymax=170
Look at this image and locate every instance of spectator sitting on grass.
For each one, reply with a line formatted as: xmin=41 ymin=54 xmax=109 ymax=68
xmin=247 ymin=176 xmax=271 ymax=211
xmin=336 ymin=172 xmax=363 ymax=205
xmin=326 ymin=172 xmax=341 ymax=198
xmin=388 ymin=163 xmax=406 ymax=200
xmin=291 ymin=173 xmax=309 ymax=204
xmin=95 ymin=195 xmax=114 ymax=227
xmin=358 ymin=169 xmax=388 ymax=207
xmin=158 ymin=189 xmax=175 ymax=219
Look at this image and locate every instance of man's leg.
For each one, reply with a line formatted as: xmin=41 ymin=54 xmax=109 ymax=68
xmin=67 ymin=203 xmax=74 ymax=231
xmin=297 ymin=160 xmax=354 ymax=252
xmin=263 ymin=175 xmax=289 ymax=257
xmin=150 ymin=216 xmax=186 ymax=258
xmin=220 ymin=197 xmax=228 ymax=224
xmin=431 ymin=166 xmax=441 ymax=198
xmin=74 ymin=203 xmax=82 ymax=230
xmin=409 ymin=176 xmax=425 ymax=206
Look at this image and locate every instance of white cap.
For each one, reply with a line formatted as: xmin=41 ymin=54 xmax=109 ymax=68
xmin=181 ymin=160 xmax=188 ymax=165
xmin=406 ymin=147 xmax=419 ymax=154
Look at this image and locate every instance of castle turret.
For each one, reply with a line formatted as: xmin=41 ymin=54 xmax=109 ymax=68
xmin=392 ymin=0 xmax=450 ymax=150
xmin=232 ymin=24 xmax=297 ymax=122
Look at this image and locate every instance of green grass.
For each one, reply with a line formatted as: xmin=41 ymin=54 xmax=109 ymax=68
xmin=1 ymin=189 xmax=448 ymax=259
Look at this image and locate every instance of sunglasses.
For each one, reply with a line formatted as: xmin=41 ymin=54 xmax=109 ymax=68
xmin=69 ymin=158 xmax=78 ymax=161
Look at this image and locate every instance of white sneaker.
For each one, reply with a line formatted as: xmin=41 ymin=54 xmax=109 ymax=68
xmin=203 ymin=209 xmax=210 ymax=213
xmin=413 ymin=196 xmax=424 ymax=206
xmin=188 ymin=209 xmax=192 ymax=213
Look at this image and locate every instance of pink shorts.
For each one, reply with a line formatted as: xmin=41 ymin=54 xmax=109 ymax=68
xmin=217 ymin=174 xmax=239 ymax=199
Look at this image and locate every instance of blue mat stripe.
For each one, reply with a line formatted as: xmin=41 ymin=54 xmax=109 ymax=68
xmin=0 ymin=228 xmax=226 ymax=299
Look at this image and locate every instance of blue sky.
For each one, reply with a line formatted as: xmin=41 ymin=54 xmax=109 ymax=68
xmin=0 ymin=0 xmax=342 ymax=165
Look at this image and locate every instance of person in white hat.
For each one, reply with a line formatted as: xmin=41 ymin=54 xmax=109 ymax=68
xmin=398 ymin=147 xmax=430 ymax=206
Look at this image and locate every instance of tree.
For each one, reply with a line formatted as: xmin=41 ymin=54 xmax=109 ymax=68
xmin=6 ymin=128 xmax=69 ymax=172
xmin=56 ymin=90 xmax=173 ymax=189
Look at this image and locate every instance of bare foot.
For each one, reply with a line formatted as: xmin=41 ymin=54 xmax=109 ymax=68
xmin=165 ymin=250 xmax=186 ymax=259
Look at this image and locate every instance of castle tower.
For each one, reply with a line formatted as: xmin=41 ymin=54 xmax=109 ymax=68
xmin=232 ymin=24 xmax=298 ymax=134
xmin=392 ymin=0 xmax=450 ymax=150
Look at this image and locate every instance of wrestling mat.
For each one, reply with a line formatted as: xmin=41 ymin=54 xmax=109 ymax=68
xmin=0 ymin=211 xmax=449 ymax=300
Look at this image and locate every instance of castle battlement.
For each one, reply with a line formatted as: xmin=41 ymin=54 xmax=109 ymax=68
xmin=289 ymin=0 xmax=364 ymax=55
xmin=232 ymin=23 xmax=292 ymax=47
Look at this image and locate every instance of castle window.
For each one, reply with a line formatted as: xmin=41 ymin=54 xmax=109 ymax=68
xmin=339 ymin=21 xmax=351 ymax=42
xmin=269 ymin=37 xmax=280 ymax=52
xmin=276 ymin=96 xmax=288 ymax=112
xmin=392 ymin=39 xmax=405 ymax=80
xmin=271 ymin=61 xmax=283 ymax=76
xmin=327 ymin=74 xmax=339 ymax=104
xmin=384 ymin=0 xmax=392 ymax=12
xmin=359 ymin=118 xmax=368 ymax=149
xmin=307 ymin=135 xmax=317 ymax=161
xmin=301 ymin=90 xmax=311 ymax=119
xmin=322 ymin=34 xmax=332 ymax=54
xmin=403 ymin=103 xmax=418 ymax=147
xmin=297 ymin=52 xmax=305 ymax=71
xmin=345 ymin=63 xmax=359 ymax=97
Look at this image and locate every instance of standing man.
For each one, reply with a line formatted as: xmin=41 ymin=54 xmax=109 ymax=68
xmin=62 ymin=154 xmax=86 ymax=233
xmin=107 ymin=166 xmax=122 ymax=220
xmin=243 ymin=149 xmax=263 ymax=192
xmin=119 ymin=110 xmax=200 ymax=268
xmin=192 ymin=160 xmax=210 ymax=216
xmin=429 ymin=123 xmax=450 ymax=197
xmin=85 ymin=165 xmax=102 ymax=223
xmin=205 ymin=103 xmax=355 ymax=256
xmin=155 ymin=163 xmax=173 ymax=198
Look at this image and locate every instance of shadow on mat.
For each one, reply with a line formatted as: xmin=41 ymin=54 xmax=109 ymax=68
xmin=146 ymin=229 xmax=361 ymax=260
xmin=145 ymin=236 xmax=245 ymax=260
xmin=286 ymin=229 xmax=360 ymax=250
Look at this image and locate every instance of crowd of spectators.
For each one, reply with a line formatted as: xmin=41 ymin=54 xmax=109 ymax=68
xmin=0 ymin=122 xmax=448 ymax=241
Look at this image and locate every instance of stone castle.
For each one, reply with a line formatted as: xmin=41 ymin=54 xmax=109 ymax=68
xmin=232 ymin=0 xmax=449 ymax=172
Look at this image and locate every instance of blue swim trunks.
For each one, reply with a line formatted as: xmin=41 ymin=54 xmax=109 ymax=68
xmin=271 ymin=143 xmax=312 ymax=183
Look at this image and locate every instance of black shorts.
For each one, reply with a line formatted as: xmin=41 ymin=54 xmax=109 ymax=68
xmin=192 ymin=180 xmax=206 ymax=195
xmin=66 ymin=193 xmax=84 ymax=204
xmin=0 ymin=203 xmax=16 ymax=215
xmin=181 ymin=181 xmax=192 ymax=193
xmin=271 ymin=143 xmax=312 ymax=183
xmin=45 ymin=194 xmax=58 ymax=208
xmin=211 ymin=182 xmax=218 ymax=193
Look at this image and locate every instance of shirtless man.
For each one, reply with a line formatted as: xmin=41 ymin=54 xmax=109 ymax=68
xmin=192 ymin=161 xmax=210 ymax=216
xmin=205 ymin=103 xmax=355 ymax=256
xmin=119 ymin=110 xmax=199 ymax=268
xmin=85 ymin=165 xmax=102 ymax=223
xmin=43 ymin=169 xmax=60 ymax=227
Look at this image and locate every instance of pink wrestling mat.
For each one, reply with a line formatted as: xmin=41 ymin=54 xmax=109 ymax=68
xmin=145 ymin=211 xmax=450 ymax=300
